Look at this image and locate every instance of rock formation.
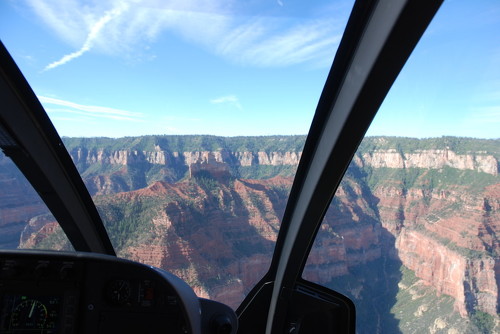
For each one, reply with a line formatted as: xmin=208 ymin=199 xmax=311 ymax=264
xmin=3 ymin=136 xmax=499 ymax=327
xmin=357 ymin=149 xmax=498 ymax=175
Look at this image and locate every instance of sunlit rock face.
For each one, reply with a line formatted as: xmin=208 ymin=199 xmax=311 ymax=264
xmin=69 ymin=148 xmax=302 ymax=195
xmin=102 ymin=176 xmax=289 ymax=310
xmin=6 ymin=136 xmax=500 ymax=319
xmin=374 ymin=178 xmax=500 ymax=317
xmin=358 ymin=149 xmax=498 ymax=175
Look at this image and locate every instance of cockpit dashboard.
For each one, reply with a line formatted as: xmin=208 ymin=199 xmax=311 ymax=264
xmin=0 ymin=251 xmax=237 ymax=334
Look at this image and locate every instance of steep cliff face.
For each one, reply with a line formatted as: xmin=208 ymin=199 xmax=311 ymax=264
xmin=69 ymin=148 xmax=301 ymax=195
xmin=7 ymin=136 xmax=500 ymax=325
xmin=66 ymin=136 xmax=499 ymax=200
xmin=96 ymin=176 xmax=290 ymax=309
xmin=304 ymin=176 xmax=383 ymax=282
xmin=357 ymin=149 xmax=498 ymax=175
xmin=96 ymin=173 xmax=386 ymax=309
xmin=371 ymin=169 xmax=500 ymax=317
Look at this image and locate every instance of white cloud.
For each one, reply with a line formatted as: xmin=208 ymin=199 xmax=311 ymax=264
xmin=39 ymin=96 xmax=142 ymax=121
xmin=210 ymin=95 xmax=242 ymax=110
xmin=50 ymin=116 xmax=92 ymax=122
xmin=217 ymin=20 xmax=342 ymax=67
xmin=43 ymin=3 xmax=129 ymax=70
xmin=26 ymin=0 xmax=347 ymax=69
xmin=26 ymin=0 xmax=88 ymax=46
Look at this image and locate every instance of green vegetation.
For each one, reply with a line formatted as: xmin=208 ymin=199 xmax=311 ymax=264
xmin=471 ymin=311 xmax=495 ymax=334
xmin=79 ymin=160 xmax=124 ymax=178
xmin=248 ymin=191 xmax=268 ymax=218
xmin=238 ymin=165 xmax=296 ymax=179
xmin=63 ymin=135 xmax=307 ymax=154
xmin=358 ymin=136 xmax=500 ymax=158
xmin=392 ymin=265 xmax=483 ymax=334
xmin=417 ymin=227 xmax=492 ymax=258
xmin=96 ymin=197 xmax=165 ymax=251
xmin=63 ymin=135 xmax=304 ymax=182
xmin=365 ymin=166 xmax=498 ymax=196
xmin=365 ymin=167 xmax=407 ymax=190
xmin=193 ymin=171 xmax=220 ymax=193
xmin=424 ymin=167 xmax=498 ymax=192
xmin=54 ymin=135 xmax=500 ymax=334
xmin=318 ymin=259 xmax=496 ymax=334
xmin=324 ymin=263 xmax=495 ymax=334
xmin=62 ymin=135 xmax=500 ymax=189
xmin=19 ymin=219 xmax=73 ymax=251
xmin=269 ymin=184 xmax=292 ymax=200
xmin=34 ymin=229 xmax=73 ymax=251
xmin=63 ymin=135 xmax=500 ymax=158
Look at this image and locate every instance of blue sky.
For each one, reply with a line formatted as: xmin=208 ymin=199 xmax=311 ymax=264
xmin=0 ymin=0 xmax=499 ymax=139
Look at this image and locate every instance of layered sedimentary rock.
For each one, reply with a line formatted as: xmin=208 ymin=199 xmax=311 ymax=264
xmin=68 ymin=148 xmax=302 ymax=195
xmin=97 ymin=173 xmax=384 ymax=310
xmin=102 ymin=177 xmax=289 ymax=309
xmin=357 ymin=149 xmax=498 ymax=175
xmin=377 ymin=181 xmax=500 ymax=316
xmin=19 ymin=215 xmax=65 ymax=250
xmin=304 ymin=176 xmax=383 ymax=282
xmin=6 ymin=136 xmax=500 ymax=320
xmin=69 ymin=148 xmax=302 ymax=169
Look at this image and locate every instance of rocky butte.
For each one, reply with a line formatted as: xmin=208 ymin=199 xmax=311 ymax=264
xmin=1 ymin=135 xmax=499 ymax=333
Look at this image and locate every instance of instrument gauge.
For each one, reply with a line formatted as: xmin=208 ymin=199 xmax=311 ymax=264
xmin=10 ymin=299 xmax=48 ymax=330
xmin=107 ymin=279 xmax=132 ymax=305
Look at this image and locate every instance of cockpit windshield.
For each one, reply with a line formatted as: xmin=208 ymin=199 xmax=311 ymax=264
xmin=2 ymin=1 xmax=499 ymax=332
xmin=0 ymin=0 xmax=354 ymax=309
xmin=0 ymin=151 xmax=72 ymax=251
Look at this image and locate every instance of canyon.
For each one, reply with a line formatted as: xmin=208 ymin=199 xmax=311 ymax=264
xmin=1 ymin=135 xmax=499 ymax=332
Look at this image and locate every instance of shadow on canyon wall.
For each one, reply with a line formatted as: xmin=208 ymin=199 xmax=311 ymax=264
xmin=307 ymin=164 xmax=404 ymax=334
xmin=323 ymin=229 xmax=403 ymax=334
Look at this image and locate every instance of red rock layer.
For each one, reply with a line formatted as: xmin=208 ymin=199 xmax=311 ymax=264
xmin=378 ymin=182 xmax=500 ymax=316
xmin=114 ymin=177 xmax=288 ymax=309
xmin=12 ymin=147 xmax=500 ymax=318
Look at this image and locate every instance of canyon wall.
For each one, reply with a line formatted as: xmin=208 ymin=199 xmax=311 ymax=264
xmin=69 ymin=148 xmax=302 ymax=168
xmin=356 ymin=149 xmax=498 ymax=175
xmin=0 ymin=153 xmax=49 ymax=249
xmin=69 ymin=147 xmax=499 ymax=175
xmin=63 ymin=136 xmax=498 ymax=196
xmin=4 ymin=136 xmax=500 ymax=322
xmin=370 ymin=170 xmax=500 ymax=316
xmin=95 ymin=176 xmax=291 ymax=309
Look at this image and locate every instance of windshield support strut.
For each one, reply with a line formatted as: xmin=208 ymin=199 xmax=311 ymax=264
xmin=264 ymin=0 xmax=443 ymax=333
xmin=0 ymin=42 xmax=116 ymax=255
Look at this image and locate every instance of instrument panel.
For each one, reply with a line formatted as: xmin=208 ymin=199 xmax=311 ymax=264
xmin=1 ymin=294 xmax=62 ymax=332
xmin=0 ymin=251 xmax=237 ymax=334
